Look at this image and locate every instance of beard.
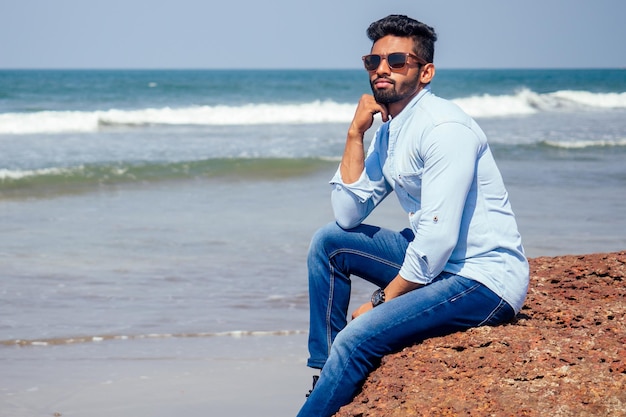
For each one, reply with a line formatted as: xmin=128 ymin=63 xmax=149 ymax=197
xmin=370 ymin=71 xmax=421 ymax=104
xmin=371 ymin=83 xmax=404 ymax=104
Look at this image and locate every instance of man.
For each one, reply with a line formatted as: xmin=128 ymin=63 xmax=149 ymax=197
xmin=296 ymin=15 xmax=529 ymax=417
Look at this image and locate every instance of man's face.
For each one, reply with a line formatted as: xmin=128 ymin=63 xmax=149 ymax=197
xmin=368 ymin=35 xmax=422 ymax=106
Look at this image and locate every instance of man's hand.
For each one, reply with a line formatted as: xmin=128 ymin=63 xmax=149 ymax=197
xmin=351 ymin=301 xmax=373 ymax=320
xmin=351 ymin=275 xmax=424 ymax=320
xmin=340 ymin=95 xmax=389 ymax=184
xmin=348 ymin=94 xmax=390 ymax=138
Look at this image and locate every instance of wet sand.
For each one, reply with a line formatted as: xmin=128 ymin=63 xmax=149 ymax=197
xmin=1 ymin=333 xmax=312 ymax=417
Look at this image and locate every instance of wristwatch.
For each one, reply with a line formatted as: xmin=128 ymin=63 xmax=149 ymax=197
xmin=371 ymin=288 xmax=386 ymax=307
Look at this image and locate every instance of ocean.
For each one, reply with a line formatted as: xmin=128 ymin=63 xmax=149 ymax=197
xmin=1 ymin=69 xmax=625 ymax=416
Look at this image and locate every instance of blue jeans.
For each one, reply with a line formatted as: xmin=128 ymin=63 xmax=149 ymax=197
xmin=297 ymin=222 xmax=515 ymax=417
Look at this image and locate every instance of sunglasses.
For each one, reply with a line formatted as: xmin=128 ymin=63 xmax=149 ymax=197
xmin=362 ymin=52 xmax=427 ymax=72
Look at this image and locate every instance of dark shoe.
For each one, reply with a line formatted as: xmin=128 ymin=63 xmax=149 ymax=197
xmin=305 ymin=375 xmax=319 ymax=397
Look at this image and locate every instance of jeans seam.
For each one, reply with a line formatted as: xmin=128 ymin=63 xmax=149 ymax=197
xmin=477 ymin=298 xmax=507 ymax=326
xmin=324 ymin=248 xmax=403 ymax=359
xmin=328 ymin=248 xmax=404 ymax=270
xmin=326 ymin=263 xmax=335 ymax=358
xmin=447 ymin=282 xmax=481 ymax=303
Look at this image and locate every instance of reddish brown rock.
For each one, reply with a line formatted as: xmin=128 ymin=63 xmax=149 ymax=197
xmin=335 ymin=251 xmax=626 ymax=417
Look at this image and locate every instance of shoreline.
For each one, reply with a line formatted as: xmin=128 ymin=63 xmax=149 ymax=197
xmin=4 ymin=251 xmax=625 ymax=416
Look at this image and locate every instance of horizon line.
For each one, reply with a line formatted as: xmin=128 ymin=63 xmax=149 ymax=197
xmin=1 ymin=66 xmax=624 ymax=71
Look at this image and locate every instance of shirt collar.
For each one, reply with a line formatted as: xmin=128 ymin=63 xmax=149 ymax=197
xmin=389 ymin=84 xmax=431 ymax=130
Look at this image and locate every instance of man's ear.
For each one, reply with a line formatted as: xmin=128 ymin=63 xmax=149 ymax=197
xmin=420 ymin=63 xmax=435 ymax=84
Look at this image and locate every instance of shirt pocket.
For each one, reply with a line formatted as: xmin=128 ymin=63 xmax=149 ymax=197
xmin=394 ymin=170 xmax=422 ymax=214
xmin=395 ymin=170 xmax=422 ymax=201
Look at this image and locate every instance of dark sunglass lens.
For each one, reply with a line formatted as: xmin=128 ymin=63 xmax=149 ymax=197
xmin=387 ymin=53 xmax=407 ymax=69
xmin=363 ymin=55 xmax=381 ymax=71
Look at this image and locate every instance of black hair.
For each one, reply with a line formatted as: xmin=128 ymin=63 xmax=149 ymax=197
xmin=366 ymin=15 xmax=437 ymax=63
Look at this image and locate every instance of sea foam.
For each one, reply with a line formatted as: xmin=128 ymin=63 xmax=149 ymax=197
xmin=0 ymin=101 xmax=355 ymax=135
xmin=1 ymin=90 xmax=624 ymax=135
xmin=452 ymin=89 xmax=626 ymax=118
xmin=0 ymin=166 xmax=79 ymax=181
xmin=542 ymin=138 xmax=626 ymax=149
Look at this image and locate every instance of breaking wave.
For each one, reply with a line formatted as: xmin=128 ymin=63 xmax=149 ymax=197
xmin=0 ymin=101 xmax=355 ymax=135
xmin=453 ymin=89 xmax=626 ymax=118
xmin=540 ymin=138 xmax=626 ymax=149
xmin=1 ymin=89 xmax=624 ymax=135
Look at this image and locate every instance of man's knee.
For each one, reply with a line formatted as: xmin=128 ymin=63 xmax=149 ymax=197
xmin=309 ymin=222 xmax=343 ymax=252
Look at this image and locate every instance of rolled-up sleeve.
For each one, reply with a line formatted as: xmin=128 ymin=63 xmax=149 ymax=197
xmin=330 ymin=127 xmax=392 ymax=229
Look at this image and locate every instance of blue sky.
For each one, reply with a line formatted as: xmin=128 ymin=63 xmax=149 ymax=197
xmin=1 ymin=0 xmax=624 ymax=69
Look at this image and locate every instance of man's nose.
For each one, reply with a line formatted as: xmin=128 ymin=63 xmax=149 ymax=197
xmin=375 ymin=57 xmax=392 ymax=75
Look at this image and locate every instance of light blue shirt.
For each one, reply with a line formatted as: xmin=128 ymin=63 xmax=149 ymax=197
xmin=330 ymin=87 xmax=529 ymax=313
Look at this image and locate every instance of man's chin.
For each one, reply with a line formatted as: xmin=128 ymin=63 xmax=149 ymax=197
xmin=373 ymin=93 xmax=398 ymax=105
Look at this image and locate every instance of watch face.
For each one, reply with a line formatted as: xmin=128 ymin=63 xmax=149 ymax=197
xmin=371 ymin=289 xmax=385 ymax=306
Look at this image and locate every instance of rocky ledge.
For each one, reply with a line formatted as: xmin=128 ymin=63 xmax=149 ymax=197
xmin=336 ymin=251 xmax=626 ymax=417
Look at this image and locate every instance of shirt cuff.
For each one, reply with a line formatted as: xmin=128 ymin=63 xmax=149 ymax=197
xmin=399 ymin=250 xmax=433 ymax=285
xmin=329 ymin=167 xmax=374 ymax=203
